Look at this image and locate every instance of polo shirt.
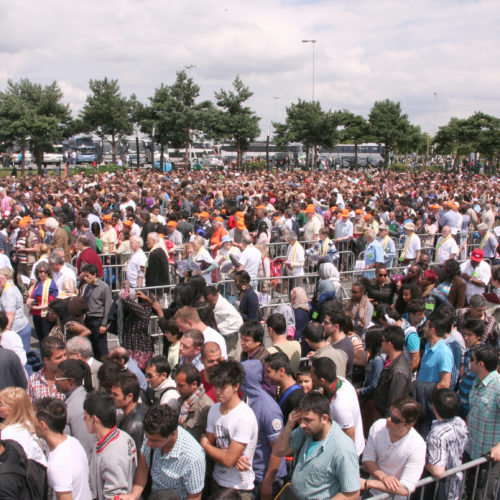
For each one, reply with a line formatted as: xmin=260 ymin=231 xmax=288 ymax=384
xmin=417 ymin=339 xmax=453 ymax=383
xmin=363 ymin=240 xmax=384 ymax=278
xmin=466 ymin=370 xmax=500 ymax=459
xmin=142 ymin=426 xmax=205 ymax=499
xmin=290 ymin=421 xmax=360 ymax=499
xmin=362 ymin=418 xmax=426 ymax=498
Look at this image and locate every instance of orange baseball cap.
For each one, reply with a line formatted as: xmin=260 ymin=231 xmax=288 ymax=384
xmin=364 ymin=214 xmax=372 ymax=221
xmin=212 ymin=216 xmax=224 ymax=224
xmin=355 ymin=209 xmax=363 ymax=215
xmin=102 ymin=214 xmax=112 ymax=221
xmin=199 ymin=212 xmax=210 ymax=218
xmin=341 ymin=209 xmax=350 ymax=217
xmin=123 ymin=220 xmax=133 ymax=227
xmin=18 ymin=216 xmax=31 ymax=227
xmin=166 ymin=220 xmax=178 ymax=227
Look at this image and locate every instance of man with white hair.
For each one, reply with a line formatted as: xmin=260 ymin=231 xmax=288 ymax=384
xmin=66 ymin=336 xmax=102 ymax=391
xmin=145 ymin=232 xmax=169 ymax=288
xmin=49 ymin=253 xmax=77 ymax=296
xmin=45 ymin=217 xmax=71 ymax=262
xmin=434 ymin=226 xmax=459 ymax=265
xmin=126 ymin=236 xmax=147 ymax=288
xmin=477 ymin=222 xmax=498 ymax=260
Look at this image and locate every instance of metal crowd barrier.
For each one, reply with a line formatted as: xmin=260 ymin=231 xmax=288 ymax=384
xmin=367 ymin=455 xmax=499 ymax=499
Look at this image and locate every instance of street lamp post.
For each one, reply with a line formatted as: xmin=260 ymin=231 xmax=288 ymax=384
xmin=302 ymin=39 xmax=317 ymax=101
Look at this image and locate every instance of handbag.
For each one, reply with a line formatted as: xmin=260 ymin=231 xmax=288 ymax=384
xmin=273 ymin=435 xmax=307 ymax=500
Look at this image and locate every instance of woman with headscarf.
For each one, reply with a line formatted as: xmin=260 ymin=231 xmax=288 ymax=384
xmin=313 ymin=262 xmax=342 ymax=323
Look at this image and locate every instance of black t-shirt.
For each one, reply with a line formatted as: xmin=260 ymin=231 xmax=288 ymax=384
xmin=278 ymin=385 xmax=304 ymax=424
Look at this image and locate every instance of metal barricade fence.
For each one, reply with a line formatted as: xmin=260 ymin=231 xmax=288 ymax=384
xmin=366 ymin=455 xmax=499 ymax=500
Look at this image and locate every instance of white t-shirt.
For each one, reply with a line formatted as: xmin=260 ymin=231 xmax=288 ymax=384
xmin=53 ymin=265 xmax=77 ymax=294
xmin=329 ymin=377 xmax=365 ymax=455
xmin=362 ymin=418 xmax=426 ymax=499
xmin=206 ymin=401 xmax=258 ymax=490
xmin=238 ymin=245 xmax=262 ymax=279
xmin=1 ymin=329 xmax=27 ymax=366
xmin=435 ymin=236 xmax=459 ymax=264
xmin=126 ymin=249 xmax=147 ymax=287
xmin=203 ymin=326 xmax=228 ymax=359
xmin=48 ymin=435 xmax=92 ymax=500
xmin=460 ymin=260 xmax=491 ymax=302
xmin=1 ymin=424 xmax=47 ymax=466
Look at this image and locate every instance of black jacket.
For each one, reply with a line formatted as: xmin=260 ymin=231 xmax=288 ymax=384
xmin=119 ymin=404 xmax=147 ymax=452
xmin=374 ymin=353 xmax=411 ymax=416
xmin=0 ymin=440 xmax=31 ymax=500
xmin=145 ymin=248 xmax=169 ymax=287
xmin=0 ymin=347 xmax=27 ymax=391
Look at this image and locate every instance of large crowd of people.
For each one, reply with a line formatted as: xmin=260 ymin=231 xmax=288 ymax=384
xmin=0 ymin=165 xmax=498 ymax=500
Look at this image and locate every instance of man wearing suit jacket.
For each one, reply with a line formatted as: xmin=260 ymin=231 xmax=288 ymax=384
xmin=45 ymin=217 xmax=71 ymax=262
xmin=145 ymin=232 xmax=169 ymax=287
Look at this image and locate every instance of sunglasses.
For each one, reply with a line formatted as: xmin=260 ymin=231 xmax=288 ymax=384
xmin=388 ymin=411 xmax=405 ymax=425
xmin=54 ymin=377 xmax=71 ymax=382
xmin=378 ymin=273 xmax=387 ymax=277
xmin=38 ymin=270 xmax=48 ymax=274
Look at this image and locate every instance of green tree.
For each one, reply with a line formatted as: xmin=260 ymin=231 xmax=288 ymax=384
xmin=213 ymin=76 xmax=260 ymax=169
xmin=273 ymin=99 xmax=341 ymax=169
xmin=468 ymin=112 xmax=500 ymax=175
xmin=80 ymin=77 xmax=133 ymax=164
xmin=433 ymin=117 xmax=477 ymax=171
xmin=339 ymin=111 xmax=371 ymax=166
xmin=0 ymin=79 xmax=72 ymax=172
xmin=368 ymin=99 xmax=420 ymax=167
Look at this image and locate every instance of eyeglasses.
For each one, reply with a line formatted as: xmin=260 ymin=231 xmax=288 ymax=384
xmin=378 ymin=273 xmax=387 ymax=277
xmin=54 ymin=377 xmax=71 ymax=382
xmin=38 ymin=270 xmax=48 ymax=274
xmin=322 ymin=320 xmax=332 ymax=325
xmin=388 ymin=411 xmax=405 ymax=425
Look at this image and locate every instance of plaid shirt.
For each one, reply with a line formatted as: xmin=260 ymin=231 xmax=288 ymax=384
xmin=456 ymin=308 xmax=500 ymax=349
xmin=466 ymin=370 xmax=500 ymax=459
xmin=28 ymin=369 xmax=65 ymax=402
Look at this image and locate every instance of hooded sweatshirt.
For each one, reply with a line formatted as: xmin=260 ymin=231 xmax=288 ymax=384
xmin=241 ymin=360 xmax=287 ymax=482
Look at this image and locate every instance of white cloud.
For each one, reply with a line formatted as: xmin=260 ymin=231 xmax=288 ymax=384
xmin=0 ymin=0 xmax=498 ymax=137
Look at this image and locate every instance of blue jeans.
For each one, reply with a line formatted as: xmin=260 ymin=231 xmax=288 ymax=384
xmin=17 ymin=322 xmax=32 ymax=353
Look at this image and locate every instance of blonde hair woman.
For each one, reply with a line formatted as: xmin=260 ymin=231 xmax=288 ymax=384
xmin=0 ymin=387 xmax=47 ymax=466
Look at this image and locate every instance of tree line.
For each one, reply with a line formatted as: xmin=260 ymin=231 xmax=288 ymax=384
xmin=0 ymin=73 xmax=498 ymax=173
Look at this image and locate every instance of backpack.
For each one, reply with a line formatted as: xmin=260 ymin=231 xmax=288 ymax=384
xmin=0 ymin=439 xmax=47 ymax=500
xmin=143 ymin=386 xmax=177 ymax=407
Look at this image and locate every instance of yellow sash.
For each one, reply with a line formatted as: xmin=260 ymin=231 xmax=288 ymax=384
xmin=28 ymin=279 xmax=52 ymax=318
xmin=480 ymin=232 xmax=490 ymax=249
xmin=435 ymin=235 xmax=451 ymax=262
xmin=2 ymin=280 xmax=15 ymax=295
xmin=289 ymin=241 xmax=299 ymax=262
xmin=322 ymin=238 xmax=330 ymax=257
xmin=400 ymin=232 xmax=414 ymax=260
xmin=382 ymin=235 xmax=390 ymax=250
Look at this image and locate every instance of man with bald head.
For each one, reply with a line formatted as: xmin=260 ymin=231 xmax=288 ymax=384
xmin=200 ymin=341 xmax=225 ymax=402
xmin=435 ymin=226 xmax=459 ymax=265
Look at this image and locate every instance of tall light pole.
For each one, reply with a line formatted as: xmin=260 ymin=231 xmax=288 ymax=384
xmin=302 ymin=39 xmax=317 ymax=101
xmin=433 ymin=92 xmax=438 ymax=136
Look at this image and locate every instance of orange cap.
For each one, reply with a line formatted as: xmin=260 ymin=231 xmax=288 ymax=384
xmin=123 ymin=220 xmax=133 ymax=227
xmin=341 ymin=209 xmax=350 ymax=217
xmin=102 ymin=214 xmax=112 ymax=222
xmin=166 ymin=220 xmax=178 ymax=227
xmin=355 ymin=209 xmax=363 ymax=215
xmin=364 ymin=214 xmax=372 ymax=221
xmin=199 ymin=211 xmax=210 ymax=218
xmin=212 ymin=216 xmax=224 ymax=224
xmin=18 ymin=216 xmax=31 ymax=227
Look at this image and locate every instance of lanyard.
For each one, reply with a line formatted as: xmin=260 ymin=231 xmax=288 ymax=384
xmin=289 ymin=241 xmax=299 ymax=262
xmin=435 ymin=235 xmax=451 ymax=261
xmin=480 ymin=232 xmax=490 ymax=249
xmin=322 ymin=238 xmax=330 ymax=256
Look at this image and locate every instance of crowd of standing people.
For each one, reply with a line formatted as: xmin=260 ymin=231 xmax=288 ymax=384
xmin=0 ymin=165 xmax=498 ymax=500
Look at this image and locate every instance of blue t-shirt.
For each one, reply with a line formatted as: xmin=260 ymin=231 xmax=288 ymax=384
xmin=417 ymin=339 xmax=454 ymax=383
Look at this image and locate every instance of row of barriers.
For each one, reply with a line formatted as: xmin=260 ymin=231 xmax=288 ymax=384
xmin=93 ymin=230 xmax=484 ymax=294
xmin=367 ymin=454 xmax=499 ymax=499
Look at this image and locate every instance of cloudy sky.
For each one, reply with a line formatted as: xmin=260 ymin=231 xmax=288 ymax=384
xmin=1 ymin=0 xmax=498 ymax=139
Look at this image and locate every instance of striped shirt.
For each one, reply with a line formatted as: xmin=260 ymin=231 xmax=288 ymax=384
xmin=466 ymin=370 xmax=500 ymax=459
xmin=290 ymin=421 xmax=360 ymax=499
